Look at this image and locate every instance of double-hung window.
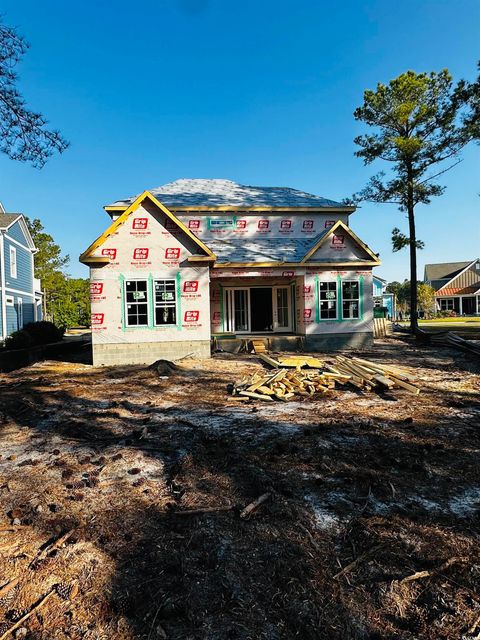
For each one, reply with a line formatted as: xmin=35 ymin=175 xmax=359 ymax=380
xmin=318 ymin=281 xmax=337 ymax=319
xmin=125 ymin=280 xmax=149 ymax=326
xmin=10 ymin=247 xmax=17 ymax=278
xmin=342 ymin=281 xmax=360 ymax=319
xmin=154 ymin=279 xmax=177 ymax=325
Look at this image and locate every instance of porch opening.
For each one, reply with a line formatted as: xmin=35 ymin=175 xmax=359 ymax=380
xmin=224 ymin=285 xmax=294 ymax=334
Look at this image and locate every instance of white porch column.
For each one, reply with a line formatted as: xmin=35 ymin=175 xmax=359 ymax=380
xmin=459 ymin=297 xmax=463 ymax=316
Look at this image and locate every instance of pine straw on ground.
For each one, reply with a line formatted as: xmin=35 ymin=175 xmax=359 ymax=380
xmin=0 ymin=338 xmax=479 ymax=640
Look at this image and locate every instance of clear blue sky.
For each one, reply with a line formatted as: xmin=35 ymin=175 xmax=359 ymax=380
xmin=1 ymin=0 xmax=479 ymax=281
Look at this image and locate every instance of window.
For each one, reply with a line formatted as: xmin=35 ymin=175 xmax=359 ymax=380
xmin=475 ymin=262 xmax=480 ymax=271
xmin=17 ymin=298 xmax=23 ymax=328
xmin=125 ymin=280 xmax=149 ymax=326
xmin=9 ymin=246 xmax=17 ymax=278
xmin=154 ymin=279 xmax=177 ymax=325
xmin=342 ymin=281 xmax=360 ymax=319
xmin=439 ymin=298 xmax=455 ymax=311
xmin=318 ymin=281 xmax=337 ymax=319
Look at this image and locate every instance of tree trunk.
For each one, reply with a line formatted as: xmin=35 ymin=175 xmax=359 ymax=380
xmin=406 ymin=164 xmax=419 ymax=334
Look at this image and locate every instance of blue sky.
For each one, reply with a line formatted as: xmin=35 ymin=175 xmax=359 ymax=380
xmin=1 ymin=0 xmax=479 ymax=281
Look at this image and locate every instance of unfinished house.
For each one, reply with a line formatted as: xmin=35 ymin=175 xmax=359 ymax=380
xmin=80 ymin=179 xmax=380 ymax=365
xmin=425 ymin=259 xmax=480 ymax=315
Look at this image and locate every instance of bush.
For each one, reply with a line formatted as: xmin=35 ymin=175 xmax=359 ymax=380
xmin=23 ymin=321 xmax=65 ymax=345
xmin=4 ymin=330 xmax=34 ymax=350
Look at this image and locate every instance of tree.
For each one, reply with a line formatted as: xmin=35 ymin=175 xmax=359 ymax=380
xmin=353 ymin=66 xmax=479 ymax=334
xmin=52 ymin=278 xmax=91 ymax=328
xmin=0 ymin=18 xmax=68 ymax=167
xmin=385 ymin=281 xmax=402 ymax=298
xmin=26 ymin=217 xmax=69 ymax=317
xmin=417 ymin=283 xmax=436 ymax=315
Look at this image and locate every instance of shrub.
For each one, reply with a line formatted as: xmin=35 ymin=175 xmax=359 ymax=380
xmin=23 ymin=321 xmax=65 ymax=345
xmin=4 ymin=330 xmax=34 ymax=350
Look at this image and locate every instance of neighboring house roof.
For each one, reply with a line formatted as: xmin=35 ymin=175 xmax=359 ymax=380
xmin=424 ymin=261 xmax=472 ymax=282
xmin=0 ymin=213 xmax=22 ymax=229
xmin=106 ymin=179 xmax=353 ymax=211
xmin=0 ymin=213 xmax=36 ymax=250
xmin=373 ymin=275 xmax=387 ymax=283
xmin=437 ymin=286 xmax=480 ymax=296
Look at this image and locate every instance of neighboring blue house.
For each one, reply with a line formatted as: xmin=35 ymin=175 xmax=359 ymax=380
xmin=0 ymin=211 xmax=43 ymax=341
xmin=373 ymin=275 xmax=396 ymax=319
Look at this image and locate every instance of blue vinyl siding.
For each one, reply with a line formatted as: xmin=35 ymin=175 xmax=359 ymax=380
xmin=373 ymin=277 xmax=384 ymax=297
xmin=4 ymin=237 xmax=33 ymax=293
xmin=7 ymin=220 xmax=29 ymax=246
xmin=5 ymin=294 xmax=34 ymax=333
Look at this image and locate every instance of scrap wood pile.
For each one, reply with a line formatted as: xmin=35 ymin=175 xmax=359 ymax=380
xmin=229 ymin=352 xmax=420 ymax=401
xmin=430 ymin=331 xmax=480 ymax=356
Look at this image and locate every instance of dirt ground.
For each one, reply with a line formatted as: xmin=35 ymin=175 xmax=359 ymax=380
xmin=0 ymin=337 xmax=479 ymax=640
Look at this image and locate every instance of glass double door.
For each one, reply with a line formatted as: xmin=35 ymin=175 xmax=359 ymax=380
xmin=224 ymin=286 xmax=292 ymax=333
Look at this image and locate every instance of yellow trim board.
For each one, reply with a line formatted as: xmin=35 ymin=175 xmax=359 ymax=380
xmin=80 ymin=191 xmax=216 ymax=264
xmin=213 ymin=260 xmax=380 ymax=268
xmin=301 ymin=220 xmax=380 ymax=263
xmin=105 ymin=205 xmax=356 ymax=214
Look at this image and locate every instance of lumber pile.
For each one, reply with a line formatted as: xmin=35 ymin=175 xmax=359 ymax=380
xmin=230 ymin=354 xmax=420 ymax=401
xmin=430 ymin=331 xmax=480 ymax=356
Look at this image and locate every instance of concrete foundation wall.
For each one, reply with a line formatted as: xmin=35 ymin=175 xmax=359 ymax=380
xmin=93 ymin=339 xmax=211 ymax=366
xmin=305 ymin=331 xmax=373 ymax=351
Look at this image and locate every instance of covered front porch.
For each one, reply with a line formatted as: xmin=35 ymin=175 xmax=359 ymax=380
xmin=210 ymin=270 xmax=305 ymax=339
xmin=436 ymin=293 xmax=480 ymax=315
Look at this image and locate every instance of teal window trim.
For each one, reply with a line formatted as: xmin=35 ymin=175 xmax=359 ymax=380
xmin=147 ymin=274 xmax=154 ymax=329
xmin=119 ymin=274 xmax=182 ymax=330
xmin=316 ymin=276 xmax=341 ymax=322
xmin=175 ymin=272 xmax=182 ymax=330
xmin=340 ymin=277 xmax=362 ymax=321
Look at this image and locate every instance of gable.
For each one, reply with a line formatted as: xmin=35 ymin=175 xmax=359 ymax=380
xmin=302 ymin=221 xmax=380 ymax=265
xmin=437 ymin=259 xmax=480 ymax=293
xmin=80 ymin=191 xmax=215 ymax=265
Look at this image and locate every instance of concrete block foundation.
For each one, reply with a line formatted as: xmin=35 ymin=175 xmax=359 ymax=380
xmin=305 ymin=332 xmax=374 ymax=351
xmin=93 ymin=340 xmax=211 ymax=366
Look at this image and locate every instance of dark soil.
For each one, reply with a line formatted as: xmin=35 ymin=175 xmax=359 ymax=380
xmin=0 ymin=338 xmax=479 ymax=639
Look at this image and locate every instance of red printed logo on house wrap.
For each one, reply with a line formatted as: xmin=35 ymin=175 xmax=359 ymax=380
xmin=165 ymin=248 xmax=181 ymax=260
xmin=90 ymin=282 xmax=103 ymax=296
xmin=303 ymin=220 xmax=314 ymax=230
xmin=184 ymin=310 xmax=199 ymax=322
xmin=91 ymin=313 xmax=104 ymax=325
xmin=280 ymin=220 xmax=292 ymax=230
xmin=331 ymin=234 xmax=345 ymax=246
xmin=132 ymin=218 xmax=148 ymax=230
xmin=188 ymin=220 xmax=200 ymax=230
xmin=325 ymin=220 xmax=336 ymax=228
xmin=183 ymin=281 xmax=199 ymax=293
xmin=282 ymin=271 xmax=294 ymax=277
xmin=304 ymin=309 xmax=312 ymax=319
xmin=213 ymin=311 xmax=221 ymax=322
xmin=133 ymin=248 xmax=149 ymax=260
xmin=236 ymin=219 xmax=247 ymax=229
xmin=101 ymin=248 xmax=117 ymax=259
xmin=258 ymin=220 xmax=269 ymax=230
xmin=303 ymin=285 xmax=311 ymax=294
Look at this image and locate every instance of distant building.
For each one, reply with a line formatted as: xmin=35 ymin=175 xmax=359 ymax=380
xmin=424 ymin=260 xmax=480 ymax=315
xmin=373 ymin=275 xmax=396 ymax=319
xmin=80 ymin=179 xmax=381 ymax=366
xmin=0 ymin=212 xmax=43 ymax=340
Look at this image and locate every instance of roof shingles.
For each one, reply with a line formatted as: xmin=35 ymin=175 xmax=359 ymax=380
xmin=109 ymin=179 xmax=349 ymax=210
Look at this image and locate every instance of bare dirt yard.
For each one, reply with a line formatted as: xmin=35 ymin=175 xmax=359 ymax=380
xmin=0 ymin=338 xmax=479 ymax=640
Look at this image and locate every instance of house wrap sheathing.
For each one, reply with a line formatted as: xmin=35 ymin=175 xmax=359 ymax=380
xmin=80 ymin=179 xmax=380 ymax=366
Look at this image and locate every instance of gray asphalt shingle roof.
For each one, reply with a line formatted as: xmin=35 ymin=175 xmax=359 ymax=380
xmin=424 ymin=261 xmax=473 ymax=282
xmin=207 ymin=232 xmax=328 ymax=263
xmin=109 ymin=179 xmax=349 ymax=210
xmin=0 ymin=213 xmax=21 ymax=229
